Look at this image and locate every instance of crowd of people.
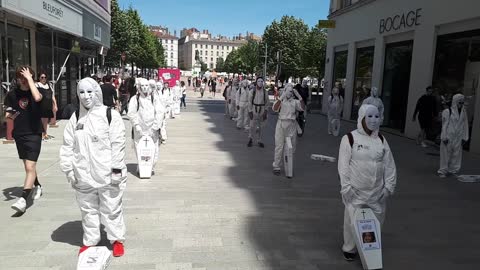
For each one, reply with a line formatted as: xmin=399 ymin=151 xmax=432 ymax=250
xmin=1 ymin=64 xmax=470 ymax=264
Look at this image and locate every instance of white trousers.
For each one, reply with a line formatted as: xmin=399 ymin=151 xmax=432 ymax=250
xmin=249 ymin=112 xmax=266 ymax=143
xmin=229 ymin=100 xmax=238 ymax=118
xmin=237 ymin=105 xmax=250 ymax=129
xmin=438 ymin=139 xmax=463 ymax=175
xmin=273 ymin=120 xmax=297 ymax=169
xmin=160 ymin=113 xmax=168 ymax=141
xmin=342 ymin=199 xmax=386 ymax=253
xmin=328 ymin=115 xmax=341 ymax=136
xmin=75 ymin=183 xmax=126 ymax=246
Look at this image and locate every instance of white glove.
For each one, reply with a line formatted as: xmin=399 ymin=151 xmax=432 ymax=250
xmin=135 ymin=125 xmax=142 ymax=134
xmin=341 ymin=186 xmax=356 ymax=204
xmin=66 ymin=171 xmax=76 ymax=184
xmin=382 ymin=188 xmax=391 ymax=200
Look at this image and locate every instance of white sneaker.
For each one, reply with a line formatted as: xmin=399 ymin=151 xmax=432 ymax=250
xmin=421 ymin=142 xmax=428 ymax=148
xmin=32 ymin=186 xmax=43 ymax=200
xmin=11 ymin=197 xmax=27 ymax=213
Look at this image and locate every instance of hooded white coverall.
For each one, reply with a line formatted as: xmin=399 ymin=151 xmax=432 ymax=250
xmin=338 ymin=104 xmax=397 ymax=253
xmin=155 ymin=81 xmax=169 ymax=141
xmin=128 ymin=78 xmax=162 ymax=167
xmin=272 ymin=85 xmax=304 ymax=171
xmin=328 ymin=88 xmax=344 ymax=136
xmin=236 ymin=80 xmax=250 ymax=129
xmin=229 ymin=81 xmax=239 ymax=118
xmin=248 ymin=86 xmax=270 ymax=144
xmin=59 ymin=78 xmax=127 ymax=246
xmin=438 ymin=94 xmax=469 ymax=176
xmin=362 ymin=87 xmax=384 ymax=124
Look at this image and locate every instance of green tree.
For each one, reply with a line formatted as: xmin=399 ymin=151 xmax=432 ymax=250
xmin=237 ymin=40 xmax=260 ymax=74
xmin=262 ymin=16 xmax=309 ymax=79
xmin=215 ymin=57 xmax=225 ymax=72
xmin=223 ymin=49 xmax=242 ymax=73
xmin=302 ymin=23 xmax=328 ymax=80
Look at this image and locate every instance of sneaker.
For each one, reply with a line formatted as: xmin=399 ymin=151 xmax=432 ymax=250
xmin=79 ymin=246 xmax=90 ymax=255
xmin=343 ymin=251 xmax=357 ymax=261
xmin=258 ymin=142 xmax=265 ymax=148
xmin=247 ymin=139 xmax=253 ymax=147
xmin=32 ymin=185 xmax=43 ymax=200
xmin=161 ymin=140 xmax=167 ymax=145
xmin=421 ymin=142 xmax=428 ymax=148
xmin=11 ymin=197 xmax=27 ymax=213
xmin=438 ymin=173 xmax=447 ymax=178
xmin=273 ymin=169 xmax=281 ymax=176
xmin=112 ymin=241 xmax=124 ymax=257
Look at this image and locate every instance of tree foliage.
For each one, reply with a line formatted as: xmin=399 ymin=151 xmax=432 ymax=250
xmin=105 ymin=0 xmax=165 ymax=70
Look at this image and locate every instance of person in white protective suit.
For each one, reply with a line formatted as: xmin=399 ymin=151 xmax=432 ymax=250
xmin=437 ymin=94 xmax=469 ymax=178
xmin=362 ymin=87 xmax=384 ymax=124
xmin=337 ymin=104 xmax=397 ymax=261
xmin=235 ymin=79 xmax=251 ymax=130
xmin=229 ymin=79 xmax=239 ymax=120
xmin=128 ymin=78 xmax=161 ymax=174
xmin=327 ymin=87 xmax=344 ymax=136
xmin=165 ymin=82 xmax=175 ymax=119
xmin=172 ymin=81 xmax=182 ymax=115
xmin=59 ymin=78 xmax=127 ymax=257
xmin=272 ymin=83 xmax=305 ymax=175
xmin=247 ymin=77 xmax=270 ymax=148
xmin=155 ymin=80 xmax=169 ymax=144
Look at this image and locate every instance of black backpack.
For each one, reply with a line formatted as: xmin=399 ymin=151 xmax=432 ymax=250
xmin=346 ymin=132 xmax=384 ymax=147
xmin=75 ymin=107 xmax=112 ymax=125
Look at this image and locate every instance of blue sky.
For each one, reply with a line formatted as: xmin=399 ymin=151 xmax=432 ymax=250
xmin=118 ymin=0 xmax=330 ymax=38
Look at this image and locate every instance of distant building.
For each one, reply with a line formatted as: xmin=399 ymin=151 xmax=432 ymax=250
xmin=178 ymin=29 xmax=255 ymax=70
xmin=150 ymin=25 xmax=178 ymax=68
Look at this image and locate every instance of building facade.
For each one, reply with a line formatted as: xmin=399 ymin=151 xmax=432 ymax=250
xmin=178 ymin=30 xmax=247 ymax=70
xmin=323 ymin=0 xmax=480 ymax=154
xmin=150 ymin=26 xmax=178 ymax=68
xmin=0 ymin=0 xmax=111 ymax=119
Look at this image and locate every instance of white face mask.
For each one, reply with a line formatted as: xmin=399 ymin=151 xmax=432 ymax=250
xmin=156 ymin=82 xmax=163 ymax=90
xmin=364 ymin=106 xmax=381 ymax=131
xmin=257 ymin=79 xmax=264 ymax=88
xmin=79 ymin=90 xmax=94 ymax=109
xmin=140 ymin=81 xmax=150 ymax=96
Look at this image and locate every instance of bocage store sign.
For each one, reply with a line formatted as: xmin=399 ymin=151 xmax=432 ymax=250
xmin=379 ymin=8 xmax=422 ymax=34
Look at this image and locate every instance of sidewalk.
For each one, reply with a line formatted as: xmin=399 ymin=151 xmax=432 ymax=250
xmin=0 ymin=97 xmax=479 ymax=269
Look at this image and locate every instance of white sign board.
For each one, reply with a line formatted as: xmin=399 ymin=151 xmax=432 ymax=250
xmin=137 ymin=135 xmax=155 ymax=179
xmin=77 ymin=246 xmax=111 ymax=270
xmin=354 ymin=208 xmax=383 ymax=270
xmin=2 ymin=0 xmax=83 ymax=37
xmin=284 ymin=136 xmax=293 ymax=178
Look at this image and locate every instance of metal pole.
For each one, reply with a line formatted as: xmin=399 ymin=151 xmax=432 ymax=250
xmin=51 ymin=30 xmax=55 ymax=85
xmin=56 ymin=52 xmax=71 ymax=83
xmin=4 ymin=11 xmax=9 ymax=91
xmin=263 ymin=43 xmax=267 ymax=79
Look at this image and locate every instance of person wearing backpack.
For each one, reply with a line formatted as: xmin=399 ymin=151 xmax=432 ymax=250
xmin=327 ymin=86 xmax=344 ymax=136
xmin=437 ymin=94 xmax=469 ymax=178
xmin=59 ymin=77 xmax=127 ymax=257
xmin=128 ymin=78 xmax=161 ymax=174
xmin=338 ymin=104 xmax=397 ymax=261
xmin=247 ymin=77 xmax=270 ymax=148
xmin=235 ymin=80 xmax=251 ymax=130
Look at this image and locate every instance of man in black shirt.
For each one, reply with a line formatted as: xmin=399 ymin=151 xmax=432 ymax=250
xmin=413 ymin=86 xmax=438 ymax=147
xmin=101 ymin=74 xmax=119 ymax=109
xmin=4 ymin=66 xmax=44 ymax=213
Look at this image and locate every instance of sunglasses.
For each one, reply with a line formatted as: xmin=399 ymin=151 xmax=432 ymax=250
xmin=40 ymin=76 xmax=46 ymax=79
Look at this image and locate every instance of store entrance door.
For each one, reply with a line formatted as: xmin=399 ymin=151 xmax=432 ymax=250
xmin=382 ymin=41 xmax=413 ymax=132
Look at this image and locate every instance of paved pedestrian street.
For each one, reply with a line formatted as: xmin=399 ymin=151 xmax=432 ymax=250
xmin=1 ymin=92 xmax=480 ymax=270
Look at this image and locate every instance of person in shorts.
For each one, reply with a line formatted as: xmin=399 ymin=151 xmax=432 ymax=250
xmin=4 ymin=66 xmax=44 ymax=213
xmin=35 ymin=71 xmax=58 ymax=140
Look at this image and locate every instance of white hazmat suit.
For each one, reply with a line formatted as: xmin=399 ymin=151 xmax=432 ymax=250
xmin=155 ymin=81 xmax=169 ymax=142
xmin=338 ymin=104 xmax=397 ymax=254
xmin=328 ymin=87 xmax=344 ymax=136
xmin=272 ymin=84 xmax=304 ymax=172
xmin=248 ymin=78 xmax=270 ymax=146
xmin=128 ymin=78 xmax=161 ymax=170
xmin=362 ymin=87 xmax=384 ymax=124
xmin=236 ymin=80 xmax=250 ymax=130
xmin=438 ymin=94 xmax=469 ymax=177
xmin=59 ymin=78 xmax=127 ymax=247
xmin=172 ymin=81 xmax=182 ymax=115
xmin=229 ymin=79 xmax=239 ymax=119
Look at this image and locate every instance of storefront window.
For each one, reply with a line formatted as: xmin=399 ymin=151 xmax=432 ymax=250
xmin=332 ymin=50 xmax=348 ymax=98
xmin=433 ymin=29 xmax=480 ymax=149
xmin=351 ymin=46 xmax=374 ymax=120
xmin=382 ymin=41 xmax=413 ymax=131
xmin=0 ymin=22 xmax=31 ymax=87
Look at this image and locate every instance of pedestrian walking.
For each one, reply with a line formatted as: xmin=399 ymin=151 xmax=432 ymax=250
xmin=35 ymin=71 xmax=57 ymax=140
xmin=437 ymin=94 xmax=469 ymax=178
xmin=247 ymin=77 xmax=269 ymax=148
xmin=101 ymin=74 xmax=119 ymax=109
xmin=6 ymin=66 xmax=44 ymax=213
xmin=327 ymin=87 xmax=344 ymax=136
xmin=412 ymin=86 xmax=438 ymax=147
xmin=200 ymin=78 xmax=207 ymax=98
xmin=211 ymin=78 xmax=217 ymax=98
xmin=60 ymin=78 xmax=127 ymax=257
xmin=338 ymin=104 xmax=397 ymax=261
xmin=180 ymin=81 xmax=187 ymax=108
xmin=188 ymin=76 xmax=191 ymax=87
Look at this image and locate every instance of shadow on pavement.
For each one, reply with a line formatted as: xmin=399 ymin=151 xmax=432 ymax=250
xmin=195 ymin=98 xmax=480 ymax=269
xmin=51 ymin=221 xmax=110 ymax=247
xmin=2 ymin=186 xmax=23 ymax=201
